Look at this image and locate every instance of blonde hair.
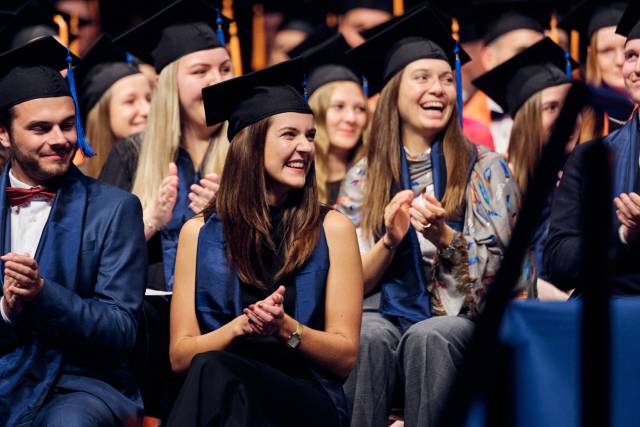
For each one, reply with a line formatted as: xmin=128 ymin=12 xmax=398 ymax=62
xmin=84 ymin=88 xmax=115 ymax=178
xmin=131 ymin=59 xmax=229 ymax=208
xmin=308 ymin=81 xmax=368 ymax=204
xmin=361 ymin=70 xmax=473 ymax=239
xmin=508 ymin=91 xmax=543 ymax=192
xmin=585 ymin=32 xmax=602 ymax=87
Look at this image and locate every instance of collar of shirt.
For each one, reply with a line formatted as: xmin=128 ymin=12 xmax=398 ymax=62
xmin=8 ymin=168 xmax=33 ymax=189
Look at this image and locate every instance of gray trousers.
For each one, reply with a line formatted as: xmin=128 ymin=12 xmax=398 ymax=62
xmin=344 ymin=312 xmax=475 ymax=427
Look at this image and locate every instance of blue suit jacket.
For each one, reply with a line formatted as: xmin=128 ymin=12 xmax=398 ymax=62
xmin=544 ymin=113 xmax=640 ymax=295
xmin=0 ymin=165 xmax=147 ymax=425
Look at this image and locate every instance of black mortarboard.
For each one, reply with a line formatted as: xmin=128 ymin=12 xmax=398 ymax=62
xmin=433 ymin=0 xmax=487 ymax=43
xmin=75 ymin=35 xmax=141 ymax=122
xmin=616 ymin=1 xmax=640 ymax=41
xmin=0 ymin=1 xmax=58 ymax=51
xmin=292 ymin=31 xmax=361 ymax=95
xmin=0 ymin=36 xmax=95 ymax=156
xmin=113 ymin=0 xmax=231 ymax=73
xmin=472 ymin=38 xmax=577 ymax=116
xmin=203 ymin=58 xmax=312 ymax=141
xmin=347 ymin=4 xmax=470 ymax=94
xmin=560 ymin=0 xmax=627 ymax=42
xmin=0 ymin=36 xmax=72 ymax=111
xmin=474 ymin=0 xmax=552 ymax=45
xmin=338 ymin=0 xmax=393 ymax=14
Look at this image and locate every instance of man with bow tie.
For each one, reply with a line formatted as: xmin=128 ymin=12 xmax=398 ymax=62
xmin=0 ymin=37 xmax=147 ymax=426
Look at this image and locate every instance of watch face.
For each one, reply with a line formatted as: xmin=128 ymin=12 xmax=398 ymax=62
xmin=287 ymin=334 xmax=301 ymax=349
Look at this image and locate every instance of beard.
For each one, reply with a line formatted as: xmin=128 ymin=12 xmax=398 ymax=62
xmin=9 ymin=139 xmax=74 ymax=184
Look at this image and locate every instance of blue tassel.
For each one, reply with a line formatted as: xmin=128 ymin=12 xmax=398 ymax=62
xmin=303 ymin=73 xmax=308 ymax=102
xmin=216 ymin=8 xmax=226 ymax=47
xmin=454 ymin=41 xmax=464 ymax=128
xmin=66 ymin=52 xmax=95 ymax=157
xmin=125 ymin=52 xmax=134 ymax=64
xmin=361 ymin=75 xmax=369 ymax=97
xmin=564 ymin=50 xmax=572 ymax=79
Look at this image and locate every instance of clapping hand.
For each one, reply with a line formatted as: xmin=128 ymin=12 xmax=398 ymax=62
xmin=243 ymin=286 xmax=286 ymax=336
xmin=409 ymin=193 xmax=455 ymax=249
xmin=1 ymin=252 xmax=44 ymax=321
xmin=188 ymin=173 xmax=219 ymax=213
xmin=143 ymin=163 xmax=179 ymax=238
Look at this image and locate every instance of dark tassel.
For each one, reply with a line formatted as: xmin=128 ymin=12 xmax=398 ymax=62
xmin=66 ymin=51 xmax=95 ymax=157
xmin=564 ymin=50 xmax=572 ymax=79
xmin=216 ymin=8 xmax=226 ymax=47
xmin=361 ymin=75 xmax=369 ymax=97
xmin=454 ymin=41 xmax=464 ymax=128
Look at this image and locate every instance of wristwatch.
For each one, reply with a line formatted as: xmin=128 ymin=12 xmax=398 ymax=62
xmin=286 ymin=321 xmax=303 ymax=349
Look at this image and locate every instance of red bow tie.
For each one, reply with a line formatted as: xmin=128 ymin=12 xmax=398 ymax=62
xmin=5 ymin=186 xmax=57 ymax=207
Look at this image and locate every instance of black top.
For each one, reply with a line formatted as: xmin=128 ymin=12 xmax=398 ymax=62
xmin=327 ymin=180 xmax=343 ymax=207
xmin=98 ymin=133 xmax=166 ymax=291
xmin=241 ymin=204 xmax=296 ymax=316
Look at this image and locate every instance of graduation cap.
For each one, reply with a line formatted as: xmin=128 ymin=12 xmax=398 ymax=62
xmin=75 ymin=35 xmax=141 ymax=123
xmin=616 ymin=1 xmax=640 ymax=40
xmin=346 ymin=4 xmax=470 ymax=94
xmin=0 ymin=36 xmax=94 ymax=156
xmin=472 ymin=37 xmax=578 ymax=117
xmin=337 ymin=0 xmax=393 ymax=15
xmin=473 ymin=0 xmax=552 ymax=45
xmin=279 ymin=18 xmax=315 ymax=35
xmin=432 ymin=0 xmax=487 ymax=43
xmin=290 ymin=30 xmax=361 ymax=96
xmin=0 ymin=0 xmax=58 ymax=51
xmin=202 ymin=57 xmax=312 ymax=141
xmin=559 ymin=0 xmax=627 ymax=43
xmin=113 ymin=0 xmax=231 ymax=73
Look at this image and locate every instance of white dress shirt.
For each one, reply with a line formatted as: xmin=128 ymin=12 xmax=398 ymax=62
xmin=1 ymin=169 xmax=54 ymax=323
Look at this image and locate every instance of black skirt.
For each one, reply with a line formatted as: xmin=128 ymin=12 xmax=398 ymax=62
xmin=167 ymin=336 xmax=340 ymax=427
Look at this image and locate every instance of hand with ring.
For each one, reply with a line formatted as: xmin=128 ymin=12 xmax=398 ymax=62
xmin=409 ymin=193 xmax=455 ymax=249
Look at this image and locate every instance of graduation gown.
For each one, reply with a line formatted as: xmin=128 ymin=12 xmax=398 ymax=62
xmin=544 ymin=112 xmax=640 ymax=295
xmin=0 ymin=164 xmax=147 ymax=425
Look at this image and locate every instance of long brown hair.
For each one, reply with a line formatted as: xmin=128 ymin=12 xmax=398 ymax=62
xmin=579 ymin=33 xmax=607 ymax=142
xmin=508 ymin=91 xmax=543 ymax=192
xmin=308 ymin=81 xmax=368 ymax=204
xmin=361 ymin=69 xmax=473 ymax=239
xmin=214 ymin=116 xmax=320 ymax=289
xmin=84 ymin=88 xmax=115 ymax=178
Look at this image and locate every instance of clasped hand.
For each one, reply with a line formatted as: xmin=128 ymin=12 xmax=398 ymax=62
xmin=615 ymin=192 xmax=640 ymax=243
xmin=1 ymin=252 xmax=44 ymax=321
xmin=241 ymin=286 xmax=286 ymax=336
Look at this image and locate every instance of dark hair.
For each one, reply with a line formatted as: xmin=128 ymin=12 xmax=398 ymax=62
xmin=0 ymin=108 xmax=12 ymax=132
xmin=212 ymin=116 xmax=320 ymax=289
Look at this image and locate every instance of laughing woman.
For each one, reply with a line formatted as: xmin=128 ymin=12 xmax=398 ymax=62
xmin=103 ymin=0 xmax=234 ymax=290
xmin=337 ymin=6 xmax=534 ymax=427
xmin=167 ymin=59 xmax=363 ymax=427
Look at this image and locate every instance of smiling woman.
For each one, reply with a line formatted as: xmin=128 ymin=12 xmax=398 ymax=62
xmin=167 ymin=58 xmax=363 ymax=427
xmin=337 ymin=6 xmax=534 ymax=426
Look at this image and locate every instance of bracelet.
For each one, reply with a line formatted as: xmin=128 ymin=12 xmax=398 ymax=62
xmin=382 ymin=235 xmax=397 ymax=251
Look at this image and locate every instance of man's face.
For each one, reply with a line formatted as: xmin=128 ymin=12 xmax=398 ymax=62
xmin=339 ymin=8 xmax=392 ymax=47
xmin=0 ymin=97 xmax=77 ymax=185
xmin=482 ymin=29 xmax=544 ymax=70
xmin=622 ymin=39 xmax=640 ymax=104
